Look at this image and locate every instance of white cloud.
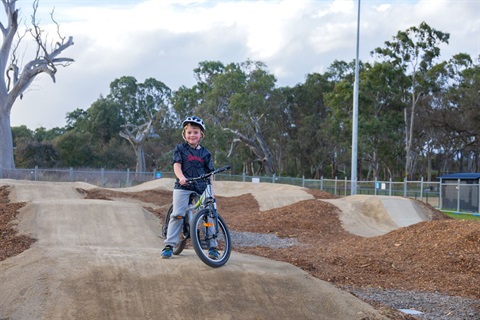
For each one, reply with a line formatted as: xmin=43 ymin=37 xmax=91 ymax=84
xmin=374 ymin=4 xmax=391 ymax=13
xmin=9 ymin=0 xmax=480 ymax=129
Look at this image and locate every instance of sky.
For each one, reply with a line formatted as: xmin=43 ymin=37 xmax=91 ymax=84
xmin=8 ymin=0 xmax=480 ymax=130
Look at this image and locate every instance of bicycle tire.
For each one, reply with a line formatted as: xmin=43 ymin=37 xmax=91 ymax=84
xmin=163 ymin=205 xmax=188 ymax=255
xmin=191 ymin=208 xmax=231 ymax=268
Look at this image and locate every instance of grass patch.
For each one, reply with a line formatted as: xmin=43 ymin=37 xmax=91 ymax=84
xmin=442 ymin=211 xmax=480 ymax=221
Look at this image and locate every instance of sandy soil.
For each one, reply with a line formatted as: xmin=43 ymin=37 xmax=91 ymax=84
xmin=1 ymin=178 xmax=479 ymax=319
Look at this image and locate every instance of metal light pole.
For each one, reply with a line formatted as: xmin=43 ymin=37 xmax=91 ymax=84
xmin=351 ymin=0 xmax=361 ymax=195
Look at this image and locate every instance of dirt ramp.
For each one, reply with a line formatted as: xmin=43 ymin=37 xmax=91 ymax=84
xmin=114 ymin=179 xmax=315 ymax=211
xmin=324 ymin=195 xmax=430 ymax=237
xmin=0 ymin=248 xmax=385 ymax=320
xmin=19 ymin=199 xmax=160 ymax=248
xmin=4 ymin=180 xmax=87 ymax=202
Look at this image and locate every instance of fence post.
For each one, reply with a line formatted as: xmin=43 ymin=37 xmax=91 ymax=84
xmin=374 ymin=177 xmax=378 ymax=196
xmin=404 ymin=177 xmax=407 ymax=197
xmin=334 ymin=176 xmax=338 ymax=196
xmin=302 ymin=175 xmax=305 ymax=188
xmin=242 ymin=172 xmax=246 ymax=182
xmin=35 ymin=165 xmax=38 ymax=181
xmin=477 ymin=181 xmax=480 ymax=215
xmin=456 ymin=178 xmax=461 ymax=213
xmin=126 ymin=168 xmax=130 ymax=187
xmin=344 ymin=176 xmax=347 ymax=196
xmin=389 ymin=178 xmax=392 ymax=196
xmin=272 ymin=173 xmax=276 ymax=184
xmin=69 ymin=167 xmax=74 ymax=182
xmin=420 ymin=177 xmax=424 ymax=202
xmin=101 ymin=168 xmax=105 ymax=187
xmin=439 ymin=178 xmax=443 ymax=210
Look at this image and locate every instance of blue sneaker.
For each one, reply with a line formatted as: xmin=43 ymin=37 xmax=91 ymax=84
xmin=208 ymin=247 xmax=219 ymax=260
xmin=161 ymin=245 xmax=173 ymax=259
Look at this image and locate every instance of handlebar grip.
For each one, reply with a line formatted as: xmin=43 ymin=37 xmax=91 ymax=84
xmin=184 ymin=165 xmax=231 ymax=183
xmin=216 ymin=165 xmax=231 ymax=173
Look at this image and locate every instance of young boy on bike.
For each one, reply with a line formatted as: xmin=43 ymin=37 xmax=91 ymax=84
xmin=161 ymin=116 xmax=219 ymax=259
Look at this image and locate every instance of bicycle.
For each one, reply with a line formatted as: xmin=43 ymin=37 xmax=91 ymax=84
xmin=160 ymin=165 xmax=232 ymax=268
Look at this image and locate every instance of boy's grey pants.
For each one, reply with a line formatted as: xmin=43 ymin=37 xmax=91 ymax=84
xmin=164 ymin=189 xmax=217 ymax=248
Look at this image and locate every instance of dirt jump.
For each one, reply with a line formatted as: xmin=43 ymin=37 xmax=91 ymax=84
xmin=0 ymin=178 xmax=470 ymax=319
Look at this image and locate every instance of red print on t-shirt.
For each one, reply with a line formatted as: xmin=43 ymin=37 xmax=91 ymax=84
xmin=188 ymin=154 xmax=203 ymax=163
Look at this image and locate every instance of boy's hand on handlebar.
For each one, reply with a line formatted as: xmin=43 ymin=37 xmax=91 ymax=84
xmin=179 ymin=177 xmax=188 ymax=185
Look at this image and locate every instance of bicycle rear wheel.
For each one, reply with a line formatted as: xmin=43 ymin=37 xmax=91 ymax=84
xmin=191 ymin=208 xmax=231 ymax=268
xmin=162 ymin=205 xmax=187 ymax=255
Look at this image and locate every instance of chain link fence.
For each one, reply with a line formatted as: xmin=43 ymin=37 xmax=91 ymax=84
xmin=1 ymin=166 xmax=478 ymax=215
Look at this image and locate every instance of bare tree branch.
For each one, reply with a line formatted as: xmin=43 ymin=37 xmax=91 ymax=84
xmin=0 ymin=0 xmax=74 ymax=169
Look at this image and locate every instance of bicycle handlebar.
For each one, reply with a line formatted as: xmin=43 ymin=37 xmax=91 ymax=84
xmin=186 ymin=165 xmax=231 ymax=183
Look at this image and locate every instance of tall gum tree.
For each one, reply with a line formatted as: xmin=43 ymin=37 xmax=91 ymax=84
xmin=428 ymin=54 xmax=480 ymax=172
xmin=0 ymin=0 xmax=73 ymax=170
xmin=371 ymin=22 xmax=449 ymax=179
xmin=190 ymin=60 xmax=279 ymax=175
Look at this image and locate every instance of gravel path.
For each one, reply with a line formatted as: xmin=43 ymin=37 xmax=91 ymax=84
xmin=232 ymin=231 xmax=480 ymax=320
xmin=230 ymin=230 xmax=299 ymax=248
xmin=347 ymin=287 xmax=480 ymax=320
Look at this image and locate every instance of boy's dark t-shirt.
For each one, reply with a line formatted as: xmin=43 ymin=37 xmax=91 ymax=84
xmin=173 ymin=142 xmax=214 ymax=194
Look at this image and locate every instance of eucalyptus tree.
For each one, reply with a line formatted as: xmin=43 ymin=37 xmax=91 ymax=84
xmin=0 ymin=0 xmax=74 ymax=169
xmin=54 ymin=130 xmax=96 ymax=167
xmin=443 ymin=54 xmax=480 ymax=150
xmin=359 ymin=62 xmax=404 ymax=180
xmin=323 ymin=60 xmax=363 ymax=178
xmin=454 ymin=55 xmax=480 ymax=171
xmin=426 ymin=53 xmax=480 ymax=173
xmin=189 ymin=60 xmax=280 ymax=175
xmin=284 ymin=72 xmax=334 ymax=178
xmin=33 ymin=126 xmax=64 ymax=142
xmin=108 ymin=76 xmax=172 ymax=173
xmin=11 ymin=124 xmax=32 ymax=141
xmin=86 ymin=97 xmax=123 ymax=144
xmin=371 ymin=22 xmax=449 ymax=179
xmin=65 ymin=108 xmax=89 ymax=131
xmin=55 ymin=101 xmax=137 ymax=168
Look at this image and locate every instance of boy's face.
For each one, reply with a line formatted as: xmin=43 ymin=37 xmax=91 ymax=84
xmin=183 ymin=124 xmax=203 ymax=146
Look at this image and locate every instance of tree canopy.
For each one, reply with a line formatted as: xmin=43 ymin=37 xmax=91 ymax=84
xmin=9 ymin=22 xmax=480 ymax=181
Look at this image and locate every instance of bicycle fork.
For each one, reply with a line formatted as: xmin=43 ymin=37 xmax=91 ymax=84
xmin=202 ymin=200 xmax=219 ymax=242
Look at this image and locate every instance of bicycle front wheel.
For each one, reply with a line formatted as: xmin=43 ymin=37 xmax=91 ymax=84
xmin=191 ymin=208 xmax=231 ymax=268
xmin=163 ymin=205 xmax=188 ymax=255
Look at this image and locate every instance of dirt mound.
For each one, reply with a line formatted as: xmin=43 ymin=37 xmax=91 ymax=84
xmin=323 ymin=195 xmax=446 ymax=237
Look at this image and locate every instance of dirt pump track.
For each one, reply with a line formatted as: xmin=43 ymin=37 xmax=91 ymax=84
xmin=0 ymin=178 xmax=479 ymax=319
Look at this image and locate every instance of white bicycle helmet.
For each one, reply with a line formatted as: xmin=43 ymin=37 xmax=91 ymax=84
xmin=182 ymin=116 xmax=206 ymax=132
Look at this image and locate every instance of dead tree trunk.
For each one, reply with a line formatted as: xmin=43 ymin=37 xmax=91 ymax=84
xmin=0 ymin=0 xmax=74 ymax=169
xmin=119 ymin=120 xmax=155 ymax=173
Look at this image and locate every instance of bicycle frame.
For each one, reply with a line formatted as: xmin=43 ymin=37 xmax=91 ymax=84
xmin=162 ymin=165 xmax=231 ymax=267
xmin=186 ymin=183 xmax=219 ymax=236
